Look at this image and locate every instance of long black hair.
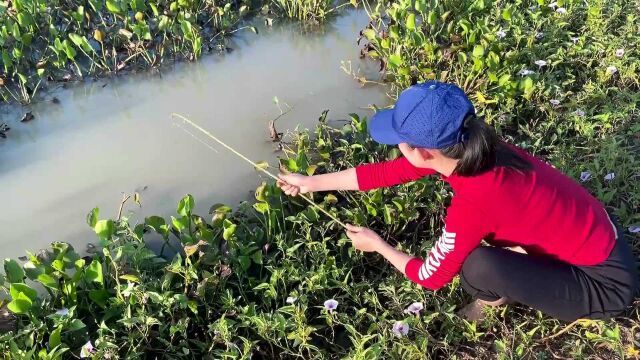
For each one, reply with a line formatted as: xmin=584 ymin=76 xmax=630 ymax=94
xmin=440 ymin=115 xmax=532 ymax=177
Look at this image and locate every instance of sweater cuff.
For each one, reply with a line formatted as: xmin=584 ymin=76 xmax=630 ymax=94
xmin=404 ymin=257 xmax=424 ymax=283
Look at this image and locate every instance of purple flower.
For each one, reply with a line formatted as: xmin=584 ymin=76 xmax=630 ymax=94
xmin=535 ymin=60 xmax=547 ymax=67
xmin=324 ymin=299 xmax=338 ymax=312
xmin=549 ymin=99 xmax=560 ymax=106
xmin=80 ymin=341 xmax=95 ymax=358
xmin=580 ymin=171 xmax=591 ymax=182
xmin=629 ymin=226 xmax=640 ymax=233
xmin=574 ymin=109 xmax=585 ymax=117
xmin=518 ymin=69 xmax=535 ymax=76
xmin=615 ymin=48 xmax=624 ymax=58
xmin=529 ymin=5 xmax=538 ymax=11
xmin=404 ymin=302 xmax=424 ymax=315
xmin=604 ymin=173 xmax=615 ymax=181
xmin=286 ymin=296 xmax=297 ymax=304
xmin=556 ymin=7 xmax=567 ymax=14
xmin=606 ymin=66 xmax=618 ymax=74
xmin=392 ymin=321 xmax=410 ymax=337
xmin=570 ymin=37 xmax=580 ymax=43
xmin=548 ymin=2 xmax=558 ymax=9
xmin=55 ymin=308 xmax=69 ymax=316
xmin=535 ymin=32 xmax=544 ymax=39
xmin=496 ymin=30 xmax=507 ymax=39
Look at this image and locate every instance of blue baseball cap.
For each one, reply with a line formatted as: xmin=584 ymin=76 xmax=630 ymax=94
xmin=369 ymin=81 xmax=475 ymax=149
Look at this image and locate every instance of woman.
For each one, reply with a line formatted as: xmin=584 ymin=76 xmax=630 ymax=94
xmin=277 ymin=81 xmax=638 ymax=322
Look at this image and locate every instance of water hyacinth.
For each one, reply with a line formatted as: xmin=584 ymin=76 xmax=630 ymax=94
xmin=574 ymin=109 xmax=585 ymax=117
xmin=535 ymin=32 xmax=544 ymax=39
xmin=616 ymin=48 xmax=625 ymax=58
xmin=392 ymin=321 xmax=410 ymax=337
xmin=286 ymin=296 xmax=297 ymax=304
xmin=629 ymin=226 xmax=640 ymax=233
xmin=80 ymin=341 xmax=95 ymax=358
xmin=604 ymin=173 xmax=615 ymax=181
xmin=535 ymin=60 xmax=547 ymax=67
xmin=404 ymin=302 xmax=424 ymax=315
xmin=496 ymin=30 xmax=507 ymax=39
xmin=580 ymin=171 xmax=591 ymax=182
xmin=556 ymin=7 xmax=567 ymax=14
xmin=324 ymin=299 xmax=338 ymax=312
xmin=548 ymin=2 xmax=558 ymax=9
xmin=550 ymin=99 xmax=561 ymax=106
xmin=606 ymin=66 xmax=618 ymax=74
xmin=518 ymin=69 xmax=535 ymax=76
xmin=570 ymin=36 xmax=580 ymax=43
xmin=55 ymin=308 xmax=69 ymax=316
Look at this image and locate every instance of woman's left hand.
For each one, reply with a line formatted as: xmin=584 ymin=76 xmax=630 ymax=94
xmin=345 ymin=224 xmax=385 ymax=252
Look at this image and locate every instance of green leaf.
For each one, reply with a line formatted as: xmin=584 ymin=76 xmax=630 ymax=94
xmin=119 ymin=274 xmax=140 ymax=282
xmin=177 ymin=194 xmax=195 ymax=217
xmin=85 ymin=259 xmax=103 ymax=285
xmin=406 ymin=13 xmax=416 ymax=30
xmin=94 ymin=220 xmax=115 ymax=240
xmin=238 ymin=255 xmax=250 ymax=271
xmin=89 ymin=289 xmax=110 ymax=307
xmin=7 ymin=292 xmax=32 ymax=314
xmin=10 ymin=283 xmax=37 ymax=301
xmin=472 ymin=45 xmax=485 ymax=57
xmin=362 ymin=28 xmax=376 ymax=41
xmin=253 ymin=202 xmax=269 ymax=214
xmin=87 ymin=207 xmax=99 ymax=228
xmin=23 ymin=261 xmax=44 ymax=280
xmin=427 ymin=10 xmax=437 ymax=26
xmin=415 ymin=0 xmax=426 ymax=13
xmin=17 ymin=12 xmax=34 ymax=28
xmin=37 ymin=273 xmax=58 ymax=289
xmin=49 ymin=326 xmax=62 ymax=349
xmin=502 ymin=8 xmax=512 ymax=21
xmin=62 ymin=40 xmax=76 ymax=59
xmin=145 ymin=216 xmax=165 ymax=231
xmin=4 ymin=259 xmax=24 ymax=283
xmin=223 ymin=222 xmax=237 ymax=241
xmin=171 ymin=216 xmax=189 ymax=232
xmin=68 ymin=33 xmax=83 ymax=47
xmin=388 ymin=54 xmax=403 ymax=67
xmin=69 ymin=319 xmax=86 ymax=331
xmin=158 ymin=15 xmax=170 ymax=31
xmin=106 ymin=0 xmax=122 ymax=14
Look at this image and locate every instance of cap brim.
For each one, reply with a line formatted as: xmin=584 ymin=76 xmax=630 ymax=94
xmin=368 ymin=109 xmax=403 ymax=145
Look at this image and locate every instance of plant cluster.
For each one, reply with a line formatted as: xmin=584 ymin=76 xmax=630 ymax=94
xmin=0 ymin=0 xmax=256 ymax=103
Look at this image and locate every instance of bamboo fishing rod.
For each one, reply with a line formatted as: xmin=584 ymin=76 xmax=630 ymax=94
xmin=171 ymin=113 xmax=348 ymax=229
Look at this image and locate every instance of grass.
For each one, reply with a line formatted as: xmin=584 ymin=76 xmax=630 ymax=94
xmin=1 ymin=0 xmax=639 ymax=358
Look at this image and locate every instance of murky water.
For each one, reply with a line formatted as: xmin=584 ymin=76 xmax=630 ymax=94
xmin=0 ymin=11 xmax=387 ymax=260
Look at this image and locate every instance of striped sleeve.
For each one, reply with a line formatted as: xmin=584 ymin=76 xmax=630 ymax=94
xmin=404 ymin=197 xmax=487 ymax=290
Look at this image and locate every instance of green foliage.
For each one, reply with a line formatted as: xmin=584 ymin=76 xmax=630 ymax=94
xmin=0 ymin=0 xmax=638 ymax=358
xmin=0 ymin=0 xmax=254 ymax=104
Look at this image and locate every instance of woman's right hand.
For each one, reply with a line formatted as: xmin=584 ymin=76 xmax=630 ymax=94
xmin=277 ymin=173 xmax=313 ymax=196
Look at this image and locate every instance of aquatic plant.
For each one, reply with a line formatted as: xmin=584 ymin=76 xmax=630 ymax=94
xmin=0 ymin=0 xmax=254 ymax=104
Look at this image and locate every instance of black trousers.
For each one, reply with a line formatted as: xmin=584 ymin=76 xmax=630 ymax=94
xmin=460 ymin=227 xmax=638 ymax=322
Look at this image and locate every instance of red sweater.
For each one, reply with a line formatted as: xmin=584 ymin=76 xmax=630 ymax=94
xmin=355 ymin=147 xmax=616 ymax=291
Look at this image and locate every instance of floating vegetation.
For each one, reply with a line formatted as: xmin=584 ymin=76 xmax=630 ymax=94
xmin=0 ymin=0 xmax=257 ymax=104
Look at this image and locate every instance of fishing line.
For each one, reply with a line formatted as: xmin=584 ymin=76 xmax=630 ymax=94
xmin=171 ymin=113 xmax=348 ymax=229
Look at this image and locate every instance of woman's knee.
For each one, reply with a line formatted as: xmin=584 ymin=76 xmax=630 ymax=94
xmin=460 ymin=247 xmax=505 ymax=294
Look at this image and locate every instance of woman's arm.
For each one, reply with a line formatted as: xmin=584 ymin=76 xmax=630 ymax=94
xmin=278 ymin=169 xmax=358 ymax=196
xmin=278 ymin=157 xmax=436 ymax=195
